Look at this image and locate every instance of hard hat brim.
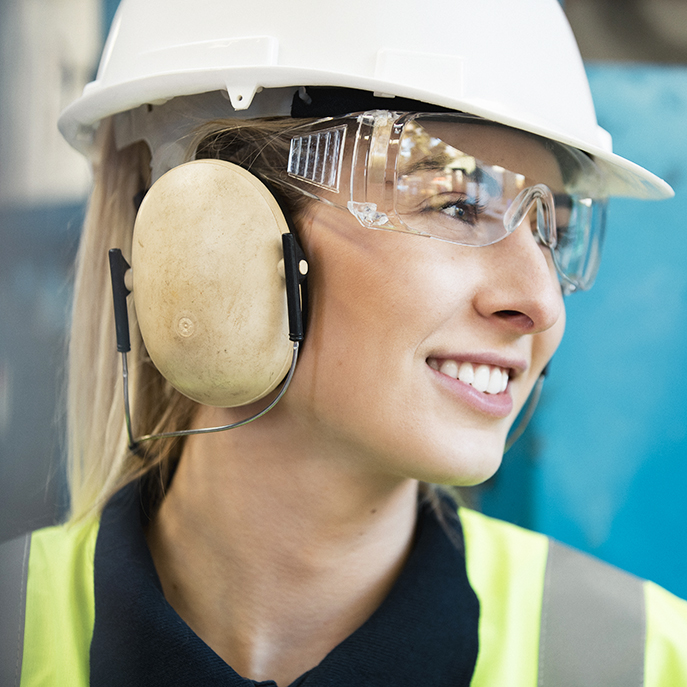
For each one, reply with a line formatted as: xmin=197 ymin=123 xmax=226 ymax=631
xmin=58 ymin=71 xmax=674 ymax=201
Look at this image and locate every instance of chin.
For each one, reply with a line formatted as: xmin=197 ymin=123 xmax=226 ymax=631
xmin=397 ymin=431 xmax=507 ymax=489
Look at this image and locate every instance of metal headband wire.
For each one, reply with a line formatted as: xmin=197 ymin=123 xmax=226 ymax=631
xmin=121 ymin=341 xmax=300 ymax=455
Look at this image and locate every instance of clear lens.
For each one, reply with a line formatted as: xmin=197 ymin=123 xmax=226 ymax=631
xmin=278 ymin=111 xmax=608 ymax=292
xmin=552 ymin=194 xmax=607 ymax=292
xmin=395 ymin=119 xmax=526 ymax=246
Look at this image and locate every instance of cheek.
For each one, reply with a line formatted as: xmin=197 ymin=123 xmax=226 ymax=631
xmin=297 ymin=210 xmax=474 ymax=387
xmin=290 ymin=219 xmax=429 ymax=439
xmin=295 ymin=231 xmax=417 ymax=409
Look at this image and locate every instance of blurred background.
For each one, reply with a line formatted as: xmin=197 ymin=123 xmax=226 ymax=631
xmin=1 ymin=0 xmax=686 ymax=598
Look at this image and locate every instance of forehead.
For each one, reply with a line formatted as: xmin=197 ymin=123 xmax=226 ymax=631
xmin=405 ymin=119 xmax=564 ymax=189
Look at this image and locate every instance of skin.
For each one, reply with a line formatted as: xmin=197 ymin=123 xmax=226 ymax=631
xmin=146 ymin=126 xmax=566 ymax=686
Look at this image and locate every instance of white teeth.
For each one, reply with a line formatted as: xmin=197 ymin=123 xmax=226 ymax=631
xmin=458 ymin=362 xmax=474 ymax=385
xmin=486 ymin=367 xmax=503 ymax=395
xmin=430 ymin=358 xmax=510 ymax=395
xmin=473 ymin=365 xmax=490 ymax=393
xmin=438 ymin=359 xmax=459 ymax=379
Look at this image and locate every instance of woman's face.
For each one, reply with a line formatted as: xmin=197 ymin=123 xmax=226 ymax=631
xmin=282 ymin=126 xmax=566 ymax=487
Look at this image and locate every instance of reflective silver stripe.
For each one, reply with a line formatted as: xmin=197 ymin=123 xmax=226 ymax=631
xmin=539 ymin=539 xmax=646 ymax=687
xmin=0 ymin=534 xmax=31 ymax=687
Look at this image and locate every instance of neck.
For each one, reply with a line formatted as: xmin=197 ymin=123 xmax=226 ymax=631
xmin=146 ymin=405 xmax=419 ymax=686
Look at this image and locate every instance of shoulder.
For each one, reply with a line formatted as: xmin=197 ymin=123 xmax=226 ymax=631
xmin=458 ymin=507 xmax=687 ymax=687
xmin=3 ymin=518 xmax=101 ymax=605
xmin=24 ymin=517 xmax=100 ymax=575
xmin=0 ymin=519 xmax=100 ymax=687
xmin=457 ymin=508 xmax=549 ymax=687
xmin=458 ymin=506 xmax=549 ymax=579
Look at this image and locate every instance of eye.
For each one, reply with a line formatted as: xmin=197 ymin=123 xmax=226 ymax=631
xmin=422 ymin=194 xmax=487 ymax=227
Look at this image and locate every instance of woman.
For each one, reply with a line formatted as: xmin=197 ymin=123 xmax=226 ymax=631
xmin=2 ymin=0 xmax=685 ymax=685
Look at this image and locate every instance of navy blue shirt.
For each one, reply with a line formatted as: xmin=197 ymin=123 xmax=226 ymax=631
xmin=90 ymin=486 xmax=479 ymax=686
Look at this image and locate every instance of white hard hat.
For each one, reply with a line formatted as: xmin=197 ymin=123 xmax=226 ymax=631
xmin=58 ymin=0 xmax=672 ymax=199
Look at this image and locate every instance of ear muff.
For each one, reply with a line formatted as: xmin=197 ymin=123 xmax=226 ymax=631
xmin=130 ymin=159 xmax=303 ymax=408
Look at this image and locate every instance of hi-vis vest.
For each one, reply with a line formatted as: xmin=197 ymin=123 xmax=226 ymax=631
xmin=1 ymin=509 xmax=686 ymax=686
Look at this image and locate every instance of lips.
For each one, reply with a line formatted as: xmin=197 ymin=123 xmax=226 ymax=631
xmin=427 ymin=358 xmax=509 ymax=395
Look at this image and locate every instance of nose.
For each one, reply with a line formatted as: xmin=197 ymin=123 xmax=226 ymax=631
xmin=473 ymin=219 xmax=564 ymax=335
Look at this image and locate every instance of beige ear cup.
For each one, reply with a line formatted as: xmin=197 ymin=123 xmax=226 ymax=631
xmin=131 ymin=159 xmax=293 ymax=407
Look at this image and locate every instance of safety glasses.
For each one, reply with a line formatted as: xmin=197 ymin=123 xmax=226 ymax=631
xmin=267 ymin=111 xmax=609 ymax=293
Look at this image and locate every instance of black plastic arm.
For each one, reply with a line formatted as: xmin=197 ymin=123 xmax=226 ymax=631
xmin=281 ymin=233 xmax=307 ymax=342
xmin=108 ymin=249 xmax=132 ymax=353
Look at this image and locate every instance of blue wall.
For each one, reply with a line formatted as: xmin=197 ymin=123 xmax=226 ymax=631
xmin=483 ymin=66 xmax=687 ymax=599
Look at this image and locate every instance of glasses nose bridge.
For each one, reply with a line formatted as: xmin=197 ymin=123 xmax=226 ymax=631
xmin=503 ymin=183 xmax=557 ymax=248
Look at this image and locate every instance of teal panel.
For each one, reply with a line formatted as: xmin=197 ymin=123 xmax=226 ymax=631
xmin=532 ymin=66 xmax=687 ymax=598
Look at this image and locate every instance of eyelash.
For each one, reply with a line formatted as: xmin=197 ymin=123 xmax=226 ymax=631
xmin=423 ymin=196 xmax=487 ymax=226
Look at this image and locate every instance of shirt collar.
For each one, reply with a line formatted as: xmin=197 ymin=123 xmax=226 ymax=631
xmin=90 ymin=484 xmax=479 ymax=687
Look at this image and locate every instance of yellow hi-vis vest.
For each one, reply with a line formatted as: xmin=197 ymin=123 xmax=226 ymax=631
xmin=1 ymin=508 xmax=686 ymax=686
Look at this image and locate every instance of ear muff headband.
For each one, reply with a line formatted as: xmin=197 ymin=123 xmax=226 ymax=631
xmin=131 ymin=159 xmax=301 ymax=407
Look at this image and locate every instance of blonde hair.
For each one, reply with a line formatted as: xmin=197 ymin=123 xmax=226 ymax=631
xmin=66 ymin=115 xmax=316 ymax=522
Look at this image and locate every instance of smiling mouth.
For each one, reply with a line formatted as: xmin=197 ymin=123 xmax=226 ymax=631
xmin=427 ymin=358 xmax=510 ymax=395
